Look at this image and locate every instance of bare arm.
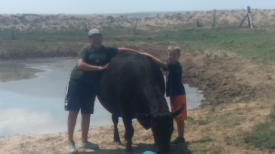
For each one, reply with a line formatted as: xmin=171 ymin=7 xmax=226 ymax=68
xmin=118 ymin=47 xmax=168 ymax=69
xmin=140 ymin=52 xmax=168 ymax=70
xmin=118 ymin=47 xmax=141 ymax=54
xmin=78 ymin=59 xmax=107 ymax=72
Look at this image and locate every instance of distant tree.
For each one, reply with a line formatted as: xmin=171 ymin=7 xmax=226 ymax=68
xmin=196 ymin=19 xmax=203 ymax=28
xmin=125 ymin=17 xmax=141 ymax=35
xmin=132 ymin=17 xmax=141 ymax=34
xmin=11 ymin=29 xmax=16 ymax=40
xmin=212 ymin=9 xmax=217 ymax=28
xmin=175 ymin=13 xmax=183 ymax=20
xmin=106 ymin=16 xmax=115 ymax=24
xmin=83 ymin=23 xmax=89 ymax=32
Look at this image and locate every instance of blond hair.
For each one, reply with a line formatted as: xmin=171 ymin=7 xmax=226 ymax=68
xmin=168 ymin=46 xmax=181 ymax=54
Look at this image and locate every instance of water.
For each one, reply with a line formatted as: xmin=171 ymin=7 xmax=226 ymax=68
xmin=0 ymin=58 xmax=204 ymax=137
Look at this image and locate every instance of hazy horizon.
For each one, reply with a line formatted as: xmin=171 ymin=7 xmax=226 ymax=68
xmin=0 ymin=0 xmax=275 ymax=15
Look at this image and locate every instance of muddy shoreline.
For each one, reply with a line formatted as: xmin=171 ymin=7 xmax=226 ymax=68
xmin=2 ymin=44 xmax=271 ymax=105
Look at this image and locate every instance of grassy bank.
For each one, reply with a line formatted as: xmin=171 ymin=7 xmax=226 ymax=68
xmin=1 ymin=27 xmax=275 ymax=63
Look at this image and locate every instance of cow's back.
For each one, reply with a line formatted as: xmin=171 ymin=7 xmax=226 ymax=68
xmin=97 ymin=53 xmax=166 ymax=120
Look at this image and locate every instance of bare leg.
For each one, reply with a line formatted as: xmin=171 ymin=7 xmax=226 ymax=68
xmin=176 ymin=118 xmax=185 ymax=138
xmin=68 ymin=111 xmax=79 ymax=143
xmin=81 ymin=113 xmax=91 ymax=143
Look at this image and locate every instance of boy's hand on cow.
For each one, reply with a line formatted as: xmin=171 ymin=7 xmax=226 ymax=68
xmin=99 ymin=64 xmax=109 ymax=71
xmin=140 ymin=52 xmax=152 ymax=58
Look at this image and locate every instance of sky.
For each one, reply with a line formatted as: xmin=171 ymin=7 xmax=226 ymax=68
xmin=0 ymin=0 xmax=275 ymax=14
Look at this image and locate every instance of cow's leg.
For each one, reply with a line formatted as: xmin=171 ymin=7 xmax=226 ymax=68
xmin=112 ymin=114 xmax=121 ymax=144
xmin=152 ymin=128 xmax=158 ymax=146
xmin=122 ymin=117 xmax=134 ymax=153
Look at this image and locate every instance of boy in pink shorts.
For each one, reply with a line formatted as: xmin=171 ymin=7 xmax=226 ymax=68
xmin=142 ymin=46 xmax=187 ymax=144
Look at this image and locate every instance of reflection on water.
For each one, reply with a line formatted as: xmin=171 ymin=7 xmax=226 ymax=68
xmin=0 ymin=58 xmax=204 ymax=137
xmin=0 ymin=62 xmax=41 ymax=82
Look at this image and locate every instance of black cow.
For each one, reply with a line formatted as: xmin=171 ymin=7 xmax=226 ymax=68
xmin=97 ymin=53 xmax=179 ymax=154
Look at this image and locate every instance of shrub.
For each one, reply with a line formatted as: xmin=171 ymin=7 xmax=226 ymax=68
xmin=244 ymin=122 xmax=275 ymax=149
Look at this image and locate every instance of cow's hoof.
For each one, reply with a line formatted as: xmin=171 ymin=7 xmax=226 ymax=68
xmin=114 ymin=141 xmax=122 ymax=145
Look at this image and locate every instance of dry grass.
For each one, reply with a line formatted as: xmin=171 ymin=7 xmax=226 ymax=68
xmin=1 ymin=100 xmax=273 ymax=154
xmin=186 ymin=100 xmax=274 ymax=154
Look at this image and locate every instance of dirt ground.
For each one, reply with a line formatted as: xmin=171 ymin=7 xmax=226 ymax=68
xmin=1 ymin=45 xmax=275 ymax=154
xmin=0 ymin=123 xmax=187 ymax=154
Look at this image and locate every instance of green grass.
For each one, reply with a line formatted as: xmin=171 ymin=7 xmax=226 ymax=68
xmin=217 ymin=113 xmax=245 ymax=127
xmin=189 ymin=137 xmax=214 ymax=154
xmin=2 ymin=27 xmax=275 ymax=63
xmin=188 ymin=110 xmax=244 ymax=127
xmin=271 ymin=105 xmax=275 ymax=122
xmin=244 ymin=122 xmax=275 ymax=149
xmin=151 ymin=28 xmax=275 ymax=63
xmin=187 ymin=116 xmax=210 ymax=125
xmin=0 ymin=29 xmax=87 ymax=42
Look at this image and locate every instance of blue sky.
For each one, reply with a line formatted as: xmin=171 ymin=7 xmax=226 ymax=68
xmin=0 ymin=0 xmax=275 ymax=14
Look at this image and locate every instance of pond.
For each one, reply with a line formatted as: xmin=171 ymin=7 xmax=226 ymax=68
xmin=0 ymin=58 xmax=204 ymax=137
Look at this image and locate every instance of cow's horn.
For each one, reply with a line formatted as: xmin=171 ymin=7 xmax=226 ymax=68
xmin=158 ymin=108 xmax=183 ymax=117
xmin=172 ymin=108 xmax=182 ymax=118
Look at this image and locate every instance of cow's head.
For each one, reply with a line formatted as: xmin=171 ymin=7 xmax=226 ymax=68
xmin=151 ymin=110 xmax=181 ymax=154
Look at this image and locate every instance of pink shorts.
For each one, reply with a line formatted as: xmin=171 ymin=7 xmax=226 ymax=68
xmin=170 ymin=95 xmax=187 ymax=121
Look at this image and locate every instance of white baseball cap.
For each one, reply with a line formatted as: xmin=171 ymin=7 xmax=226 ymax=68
xmin=88 ymin=28 xmax=101 ymax=37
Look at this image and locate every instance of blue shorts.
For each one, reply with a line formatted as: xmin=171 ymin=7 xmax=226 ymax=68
xmin=65 ymin=80 xmax=96 ymax=114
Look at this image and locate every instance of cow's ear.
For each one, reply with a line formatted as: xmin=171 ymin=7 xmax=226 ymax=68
xmin=172 ymin=108 xmax=182 ymax=118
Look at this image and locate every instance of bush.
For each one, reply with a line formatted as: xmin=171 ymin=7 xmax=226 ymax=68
xmin=244 ymin=122 xmax=275 ymax=149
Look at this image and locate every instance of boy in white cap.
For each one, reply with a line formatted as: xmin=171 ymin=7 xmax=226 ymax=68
xmin=65 ymin=28 xmax=149 ymax=154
